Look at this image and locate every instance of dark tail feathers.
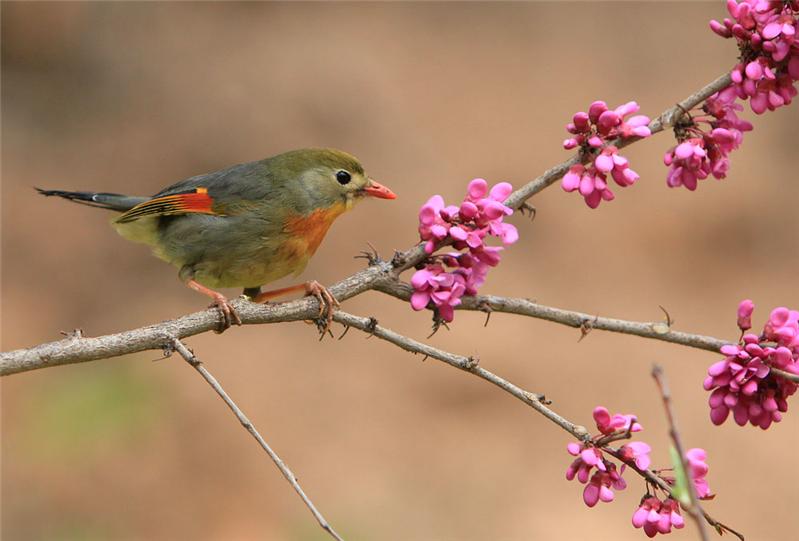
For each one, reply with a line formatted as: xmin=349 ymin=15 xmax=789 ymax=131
xmin=35 ymin=188 xmax=146 ymax=212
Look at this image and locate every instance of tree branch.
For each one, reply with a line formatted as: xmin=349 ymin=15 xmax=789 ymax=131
xmin=376 ymin=281 xmax=729 ymax=352
xmin=332 ymin=311 xmax=588 ymax=438
xmin=334 ymin=310 xmax=741 ymax=537
xmin=171 ymin=338 xmax=344 ymax=541
xmin=1 ymin=70 xmax=736 ymax=376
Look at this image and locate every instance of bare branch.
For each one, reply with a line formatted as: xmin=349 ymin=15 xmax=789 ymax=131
xmin=332 ymin=311 xmax=588 ymax=438
xmin=171 ymin=338 xmax=345 ymax=541
xmin=0 ymin=258 xmax=407 ymax=376
xmin=376 ymin=281 xmax=730 ymax=353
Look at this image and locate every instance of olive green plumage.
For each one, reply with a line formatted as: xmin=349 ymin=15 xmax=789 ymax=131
xmin=38 ymin=148 xmax=395 ymax=290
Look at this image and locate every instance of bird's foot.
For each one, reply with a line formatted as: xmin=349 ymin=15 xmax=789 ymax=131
xmin=208 ymin=293 xmax=242 ymax=333
xmin=304 ymin=280 xmax=339 ymax=336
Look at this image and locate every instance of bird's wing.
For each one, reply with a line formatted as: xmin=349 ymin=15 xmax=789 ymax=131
xmin=115 ymin=187 xmax=218 ymax=223
xmin=115 ymin=160 xmax=276 ymax=224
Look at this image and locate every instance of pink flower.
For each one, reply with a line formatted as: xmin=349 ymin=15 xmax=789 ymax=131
xmin=663 ymin=85 xmax=755 ymax=190
xmin=663 ymin=139 xmax=709 ymax=190
xmin=737 ymin=299 xmax=755 ymax=331
xmin=710 ymin=0 xmax=799 ymax=114
xmin=409 ymin=264 xmax=466 ymax=323
xmin=565 ymin=406 xmax=653 ymax=509
xmin=632 ymin=497 xmax=685 ymax=537
xmin=583 ymin=463 xmax=627 ymax=508
xmin=593 ymin=406 xmax=643 ymax=435
xmin=566 ymin=442 xmax=602 ymax=483
xmin=418 ymin=195 xmax=451 ymax=254
xmin=620 ymin=441 xmax=652 ymax=471
xmin=764 ymin=306 xmax=799 ymax=348
xmin=705 ymin=303 xmax=799 ymax=429
xmin=413 ymin=179 xmax=519 ymax=322
xmin=685 ymin=448 xmax=713 ymax=499
xmin=562 ymin=100 xmax=651 ymax=208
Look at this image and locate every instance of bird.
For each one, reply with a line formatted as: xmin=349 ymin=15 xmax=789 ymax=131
xmin=37 ymin=148 xmax=396 ymax=332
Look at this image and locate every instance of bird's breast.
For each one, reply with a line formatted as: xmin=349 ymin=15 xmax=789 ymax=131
xmin=277 ymin=202 xmax=348 ymax=270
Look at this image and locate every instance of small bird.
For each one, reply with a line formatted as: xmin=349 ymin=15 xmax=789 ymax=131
xmin=37 ymin=148 xmax=396 ymax=331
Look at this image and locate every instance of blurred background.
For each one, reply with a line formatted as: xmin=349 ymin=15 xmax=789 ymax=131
xmin=2 ymin=2 xmax=797 ymax=540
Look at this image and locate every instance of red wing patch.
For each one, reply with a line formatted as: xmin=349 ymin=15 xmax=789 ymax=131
xmin=116 ymin=188 xmax=218 ymax=223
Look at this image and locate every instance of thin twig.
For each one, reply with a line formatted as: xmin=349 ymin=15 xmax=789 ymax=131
xmin=651 ymin=365 xmax=710 ymax=541
xmin=171 ymin=338 xmax=345 ymax=541
xmin=332 ymin=311 xmax=588 ymax=438
xmin=333 ymin=310 xmax=741 ymax=535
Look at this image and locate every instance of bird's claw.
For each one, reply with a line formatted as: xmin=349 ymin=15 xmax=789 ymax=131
xmin=305 ymin=280 xmax=339 ymax=336
xmin=209 ymin=294 xmax=242 ymax=333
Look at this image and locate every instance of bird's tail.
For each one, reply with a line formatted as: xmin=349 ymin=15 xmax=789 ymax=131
xmin=35 ymin=188 xmax=147 ymax=212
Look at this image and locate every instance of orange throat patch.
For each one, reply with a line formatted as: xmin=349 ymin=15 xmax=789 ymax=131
xmin=283 ymin=202 xmax=348 ymax=258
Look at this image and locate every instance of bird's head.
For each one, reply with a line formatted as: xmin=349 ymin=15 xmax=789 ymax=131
xmin=280 ymin=148 xmax=396 ymax=211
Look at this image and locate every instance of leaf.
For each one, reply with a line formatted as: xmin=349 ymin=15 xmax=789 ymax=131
xmin=669 ymin=445 xmax=691 ymax=506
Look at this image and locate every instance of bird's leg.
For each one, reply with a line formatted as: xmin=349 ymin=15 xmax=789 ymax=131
xmin=252 ymin=280 xmax=339 ymax=334
xmin=180 ymin=269 xmax=242 ymax=333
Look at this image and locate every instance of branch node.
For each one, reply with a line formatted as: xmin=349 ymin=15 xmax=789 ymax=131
xmin=573 ymin=425 xmax=591 ymax=440
xmin=465 ymin=356 xmax=480 ymax=370
xmin=59 ymin=328 xmax=84 ymax=340
xmin=579 ymin=317 xmax=597 ymax=342
xmin=391 ymin=250 xmax=407 ymax=268
xmin=478 ymin=301 xmax=493 ymax=327
xmin=353 ymin=242 xmax=382 ymax=266
xmin=365 ymin=317 xmax=378 ymax=337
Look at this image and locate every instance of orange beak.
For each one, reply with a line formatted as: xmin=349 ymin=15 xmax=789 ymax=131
xmin=362 ymin=179 xmax=397 ymax=200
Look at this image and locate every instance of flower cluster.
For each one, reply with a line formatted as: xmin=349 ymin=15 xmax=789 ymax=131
xmin=705 ymin=300 xmax=799 ymax=429
xmin=565 ymin=407 xmax=647 ymax=507
xmin=663 ymin=86 xmax=753 ymax=190
xmin=632 ymin=497 xmax=685 ymax=537
xmin=664 ymin=1 xmax=797 ymax=190
xmin=566 ymin=407 xmax=713 ymax=537
xmin=561 ymin=101 xmax=651 ymax=208
xmin=711 ymin=0 xmax=799 ymax=114
xmin=411 ymin=179 xmax=518 ymax=322
xmin=633 ymin=448 xmax=712 ymax=538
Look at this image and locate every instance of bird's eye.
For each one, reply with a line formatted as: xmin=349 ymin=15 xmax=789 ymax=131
xmin=336 ymin=170 xmax=351 ymax=185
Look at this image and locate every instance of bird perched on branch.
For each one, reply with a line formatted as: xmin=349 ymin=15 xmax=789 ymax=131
xmin=37 ymin=148 xmax=396 ymax=332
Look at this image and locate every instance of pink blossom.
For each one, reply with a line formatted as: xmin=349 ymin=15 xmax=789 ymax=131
xmin=593 ymin=406 xmax=643 ymax=435
xmin=562 ymin=100 xmax=651 ymax=208
xmin=705 ymin=302 xmax=799 ymax=429
xmin=663 ymin=139 xmax=709 ymax=190
xmin=583 ymin=463 xmax=627 ymax=507
xmin=565 ymin=406 xmax=655 ymax=509
xmin=562 ymin=163 xmax=615 ymax=209
xmin=620 ymin=441 xmax=652 ymax=471
xmin=685 ymin=448 xmax=713 ymax=499
xmin=710 ymin=0 xmax=799 ymax=114
xmin=737 ymin=299 xmax=755 ymax=331
xmin=413 ymin=179 xmax=518 ymax=322
xmin=632 ymin=497 xmax=685 ymax=537
xmin=409 ymin=264 xmax=466 ymax=323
